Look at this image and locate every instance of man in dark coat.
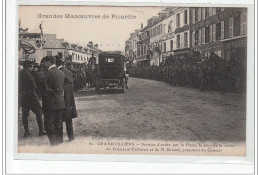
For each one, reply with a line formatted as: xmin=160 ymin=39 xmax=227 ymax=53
xmin=40 ymin=56 xmax=66 ymax=146
xmin=55 ymin=55 xmax=77 ymax=141
xmin=19 ymin=60 xmax=46 ymax=137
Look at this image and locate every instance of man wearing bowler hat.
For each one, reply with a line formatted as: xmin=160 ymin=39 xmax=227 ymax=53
xmin=40 ymin=56 xmax=66 ymax=145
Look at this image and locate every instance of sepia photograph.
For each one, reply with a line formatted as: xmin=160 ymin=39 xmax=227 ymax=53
xmin=17 ymin=5 xmax=249 ymax=156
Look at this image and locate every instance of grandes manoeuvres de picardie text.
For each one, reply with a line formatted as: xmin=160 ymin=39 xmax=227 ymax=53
xmin=18 ymin=6 xmax=247 ymax=154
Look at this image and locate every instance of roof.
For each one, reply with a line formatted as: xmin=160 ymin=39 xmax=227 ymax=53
xmin=42 ymin=34 xmax=66 ymax=49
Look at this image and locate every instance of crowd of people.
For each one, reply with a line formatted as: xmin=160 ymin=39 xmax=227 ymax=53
xmin=18 ymin=55 xmax=85 ymax=146
xmin=129 ymin=52 xmax=246 ymax=94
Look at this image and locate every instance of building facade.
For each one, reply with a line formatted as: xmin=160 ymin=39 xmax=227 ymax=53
xmin=190 ymin=7 xmax=247 ymax=61
xmin=125 ymin=29 xmax=140 ymax=67
xmin=125 ymin=7 xmax=247 ymax=67
xmin=173 ymin=7 xmax=190 ymax=59
xmin=19 ymin=31 xmax=102 ymax=64
xmin=136 ymin=25 xmax=150 ymax=67
xmin=149 ymin=15 xmax=164 ymax=66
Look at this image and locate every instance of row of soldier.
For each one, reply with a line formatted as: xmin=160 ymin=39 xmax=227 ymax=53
xmin=19 ymin=55 xmax=78 ymax=146
xmin=129 ymin=52 xmax=246 ymax=93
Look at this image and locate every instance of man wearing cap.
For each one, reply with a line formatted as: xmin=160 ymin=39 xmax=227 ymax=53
xmin=19 ymin=60 xmax=46 ymax=137
xmin=55 ymin=55 xmax=77 ymax=141
xmin=40 ymin=56 xmax=66 ymax=145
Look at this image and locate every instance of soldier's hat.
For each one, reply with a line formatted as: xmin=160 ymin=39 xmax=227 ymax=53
xmin=23 ymin=60 xmax=33 ymax=68
xmin=41 ymin=56 xmax=56 ymax=65
xmin=54 ymin=55 xmax=64 ymax=66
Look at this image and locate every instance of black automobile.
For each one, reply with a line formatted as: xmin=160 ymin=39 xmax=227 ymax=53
xmin=94 ymin=52 xmax=128 ymax=93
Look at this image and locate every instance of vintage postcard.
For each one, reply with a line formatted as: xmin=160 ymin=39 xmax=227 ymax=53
xmin=16 ymin=4 xmax=252 ymax=159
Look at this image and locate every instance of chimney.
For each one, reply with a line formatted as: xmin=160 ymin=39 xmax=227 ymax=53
xmin=94 ymin=44 xmax=98 ymax=48
xmin=141 ymin=23 xmax=143 ymax=29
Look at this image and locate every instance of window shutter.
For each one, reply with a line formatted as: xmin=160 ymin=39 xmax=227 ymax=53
xmin=192 ymin=9 xmax=195 ymax=24
xmin=240 ymin=14 xmax=243 ymax=35
xmin=229 ymin=18 xmax=233 ymax=37
xmin=198 ymin=29 xmax=201 ymax=45
xmin=192 ymin=31 xmax=195 ymax=46
xmin=210 ymin=25 xmax=213 ymax=42
xmin=221 ymin=21 xmax=224 ymax=40
xmin=209 ymin=7 xmax=212 ymax=16
xmin=202 ymin=28 xmax=205 ymax=44
xmin=213 ymin=24 xmax=216 ymax=41
xmin=202 ymin=8 xmax=205 ymax=20
xmin=212 ymin=8 xmax=216 ymax=15
xmin=198 ymin=8 xmax=201 ymax=21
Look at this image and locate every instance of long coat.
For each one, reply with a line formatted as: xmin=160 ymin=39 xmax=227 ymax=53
xmin=19 ymin=69 xmax=41 ymax=109
xmin=41 ymin=67 xmax=65 ymax=112
xmin=59 ymin=66 xmax=78 ymax=121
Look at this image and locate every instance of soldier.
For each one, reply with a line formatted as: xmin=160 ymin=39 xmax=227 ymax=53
xmin=40 ymin=56 xmax=66 ymax=146
xmin=55 ymin=55 xmax=78 ymax=141
xmin=19 ymin=60 xmax=46 ymax=137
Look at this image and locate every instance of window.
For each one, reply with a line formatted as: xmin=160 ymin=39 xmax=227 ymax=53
xmin=234 ymin=15 xmax=241 ymax=36
xmin=47 ymin=51 xmax=52 ymax=56
xmin=213 ymin=24 xmax=216 ymax=41
xmin=205 ymin=8 xmax=209 ymax=18
xmin=221 ymin=21 xmax=224 ymax=40
xmin=212 ymin=8 xmax=216 ymax=15
xmin=195 ymin=8 xmax=198 ymax=23
xmin=192 ymin=9 xmax=195 ymax=24
xmin=144 ymin=46 xmax=147 ymax=55
xmin=176 ymin=35 xmax=180 ymax=48
xmin=198 ymin=8 xmax=201 ymax=21
xmin=58 ymin=52 xmax=62 ymax=58
xmin=163 ymin=24 xmax=166 ymax=34
xmin=209 ymin=7 xmax=212 ymax=16
xmin=153 ymin=28 xmax=156 ymax=36
xmin=184 ymin=10 xmax=188 ymax=24
xmin=184 ymin=32 xmax=188 ymax=47
xmin=157 ymin=26 xmax=160 ymax=35
xmin=216 ymin=23 xmax=221 ymax=41
xmin=168 ymin=21 xmax=173 ymax=32
xmin=202 ymin=28 xmax=205 ymax=44
xmin=241 ymin=12 xmax=247 ymax=35
xmin=105 ymin=58 xmax=115 ymax=63
xmin=229 ymin=18 xmax=233 ymax=37
xmin=163 ymin=42 xmax=166 ymax=52
xmin=192 ymin=32 xmax=195 ymax=46
xmin=202 ymin=8 xmax=205 ymax=20
xmin=198 ymin=29 xmax=201 ymax=45
xmin=205 ymin=27 xmax=210 ymax=43
xmin=170 ymin=40 xmax=173 ymax=50
xmin=176 ymin=14 xmax=180 ymax=27
xmin=195 ymin=31 xmax=199 ymax=46
xmin=159 ymin=24 xmax=162 ymax=34
xmin=216 ymin=8 xmax=221 ymax=14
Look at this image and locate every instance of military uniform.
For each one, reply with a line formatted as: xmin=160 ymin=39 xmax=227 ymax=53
xmin=19 ymin=67 xmax=45 ymax=136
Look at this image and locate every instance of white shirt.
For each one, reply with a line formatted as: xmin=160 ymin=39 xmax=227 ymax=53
xmin=57 ymin=65 xmax=63 ymax=70
xmin=48 ymin=64 xmax=56 ymax=70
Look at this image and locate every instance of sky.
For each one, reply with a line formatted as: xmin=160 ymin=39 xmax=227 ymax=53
xmin=19 ymin=6 xmax=164 ymax=51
